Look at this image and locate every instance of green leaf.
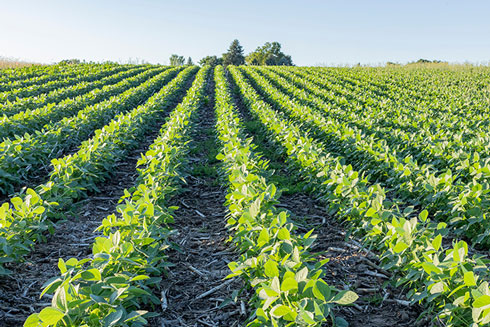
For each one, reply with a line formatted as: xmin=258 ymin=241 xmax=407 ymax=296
xmin=24 ymin=314 xmax=41 ymax=327
xmin=295 ymin=267 xmax=308 ymax=282
xmin=106 ymin=276 xmax=128 ymax=284
xmin=90 ymin=294 xmax=108 ymax=304
xmin=474 ymin=295 xmax=490 ymax=308
xmin=261 ymin=292 xmax=277 ymax=310
xmin=53 ymin=287 xmax=68 ymax=311
xmin=258 ymin=228 xmax=269 ymax=246
xmin=270 ymin=304 xmax=291 ymax=318
xmin=281 ymin=278 xmax=298 ymax=292
xmin=65 ymin=258 xmax=79 ymax=268
xmin=313 ymin=279 xmax=331 ymax=301
xmin=40 ymin=277 xmax=63 ymax=298
xmin=256 ymin=307 xmax=267 ymax=320
xmin=81 ymin=268 xmax=101 ymax=281
xmin=333 ymin=290 xmax=358 ymax=305
xmin=103 ymin=309 xmax=124 ymax=326
xmin=464 ymin=271 xmax=477 ymax=287
xmin=365 ymin=208 xmax=377 ymax=217
xmin=124 ymin=310 xmax=147 ymax=322
xmin=419 ymin=210 xmax=428 ymax=222
xmin=57 ymin=258 xmax=67 ymax=274
xmin=130 ymin=275 xmax=150 ymax=282
xmin=299 ymin=307 xmax=316 ymax=324
xmin=432 ymin=234 xmax=442 ymax=251
xmin=454 ymin=294 xmax=468 ymax=306
xmin=422 ymin=262 xmax=441 ymax=275
xmin=277 ymin=227 xmax=291 ymax=240
xmin=271 ymin=277 xmax=281 ymax=295
xmin=430 ymin=281 xmax=445 ymax=294
xmin=39 ymin=307 xmax=65 ymax=325
xmin=109 ymin=287 xmax=128 ymax=304
xmin=393 ymin=241 xmax=409 ymax=253
xmin=277 ymin=211 xmax=287 ymax=226
xmin=10 ymin=197 xmax=24 ymax=210
xmin=264 ymin=260 xmax=279 ymax=278
xmin=33 ymin=206 xmax=46 ymax=215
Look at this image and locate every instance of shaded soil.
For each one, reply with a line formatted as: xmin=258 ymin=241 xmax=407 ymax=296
xmin=152 ymin=74 xmax=249 ymax=327
xmin=279 ymin=193 xmax=424 ymax=327
xmin=158 ymin=179 xmax=248 ymax=327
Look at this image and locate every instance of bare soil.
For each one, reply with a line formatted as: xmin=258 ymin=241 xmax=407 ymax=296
xmin=153 ymin=75 xmax=249 ymax=327
xmin=279 ymin=193 xmax=423 ymax=326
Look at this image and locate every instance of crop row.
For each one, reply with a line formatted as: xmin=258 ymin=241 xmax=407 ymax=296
xmin=290 ymin=67 xmax=490 ymax=164
xmin=3 ymin=64 xmax=489 ymax=326
xmin=283 ymin=67 xmax=474 ymax=167
xmin=0 ymin=63 xmax=130 ymax=92
xmin=0 ymin=66 xmax=163 ymax=139
xmin=214 ymin=66 xmax=357 ymax=326
xmin=0 ymin=66 xmax=197 ymax=274
xmin=0 ymin=66 xmax=178 ymax=195
xmin=0 ymin=65 xmax=148 ymax=117
xmin=0 ymin=63 xmax=112 ymax=86
xmin=229 ymin=66 xmax=490 ymax=326
xmin=24 ymin=65 xmax=211 ymax=327
xmin=248 ymin=66 xmax=490 ymax=247
xmin=0 ymin=64 xmax=132 ymax=104
xmin=306 ymin=66 xmax=490 ymax=124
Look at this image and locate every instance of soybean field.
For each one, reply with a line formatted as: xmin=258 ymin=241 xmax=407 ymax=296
xmin=1 ymin=63 xmax=490 ymax=327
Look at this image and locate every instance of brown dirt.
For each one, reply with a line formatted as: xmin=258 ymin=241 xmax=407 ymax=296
xmin=279 ymin=193 xmax=423 ymax=327
xmin=0 ymin=154 xmax=140 ymax=325
xmin=158 ymin=180 xmax=249 ymax=327
xmin=151 ymin=73 xmax=249 ymax=327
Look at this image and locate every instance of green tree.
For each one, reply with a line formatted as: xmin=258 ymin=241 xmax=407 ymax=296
xmin=245 ymin=42 xmax=293 ymax=66
xmin=199 ymin=55 xmax=223 ymax=67
xmin=222 ymin=39 xmax=245 ymax=66
xmin=169 ymin=54 xmax=185 ymax=66
xmin=186 ymin=57 xmax=194 ymax=66
xmin=59 ymin=59 xmax=82 ymax=65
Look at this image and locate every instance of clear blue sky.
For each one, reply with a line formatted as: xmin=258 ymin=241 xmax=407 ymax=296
xmin=2 ymin=0 xmax=489 ymax=66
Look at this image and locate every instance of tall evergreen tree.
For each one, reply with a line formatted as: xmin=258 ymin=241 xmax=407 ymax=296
xmin=222 ymin=39 xmax=245 ymax=66
xmin=186 ymin=57 xmax=194 ymax=66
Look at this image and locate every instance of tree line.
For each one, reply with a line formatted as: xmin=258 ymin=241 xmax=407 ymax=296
xmin=169 ymin=39 xmax=293 ymax=67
